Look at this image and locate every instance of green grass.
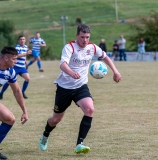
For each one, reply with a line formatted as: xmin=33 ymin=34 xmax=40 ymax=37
xmin=0 ymin=0 xmax=158 ymax=58
xmin=1 ymin=61 xmax=158 ymax=160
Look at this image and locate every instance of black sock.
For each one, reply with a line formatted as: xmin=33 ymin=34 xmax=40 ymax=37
xmin=77 ymin=115 xmax=93 ymax=145
xmin=43 ymin=121 xmax=56 ymax=137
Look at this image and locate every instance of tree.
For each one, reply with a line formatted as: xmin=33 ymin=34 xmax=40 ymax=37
xmin=128 ymin=10 xmax=158 ymax=51
xmin=0 ymin=20 xmax=16 ymax=48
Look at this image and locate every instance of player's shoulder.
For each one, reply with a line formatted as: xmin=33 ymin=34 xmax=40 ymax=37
xmin=40 ymin=38 xmax=44 ymax=41
xmin=15 ymin=44 xmax=20 ymax=48
xmin=23 ymin=45 xmax=28 ymax=48
xmin=6 ymin=68 xmax=15 ymax=75
xmin=88 ymin=41 xmax=95 ymax=45
xmin=61 ymin=40 xmax=75 ymax=54
xmin=68 ymin=40 xmax=76 ymax=44
xmin=87 ymin=42 xmax=98 ymax=49
xmin=67 ymin=40 xmax=76 ymax=47
xmin=29 ymin=37 xmax=35 ymax=41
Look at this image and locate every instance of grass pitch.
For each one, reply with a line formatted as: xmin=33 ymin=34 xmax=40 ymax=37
xmin=1 ymin=61 xmax=158 ymax=160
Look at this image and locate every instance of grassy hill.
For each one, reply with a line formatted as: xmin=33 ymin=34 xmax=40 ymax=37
xmin=0 ymin=0 xmax=158 ymax=58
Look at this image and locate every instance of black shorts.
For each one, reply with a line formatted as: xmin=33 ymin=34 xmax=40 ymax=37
xmin=54 ymin=84 xmax=92 ymax=113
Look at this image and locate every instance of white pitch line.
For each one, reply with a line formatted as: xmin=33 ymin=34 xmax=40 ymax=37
xmin=17 ymin=75 xmax=44 ymax=82
xmin=31 ymin=75 xmax=44 ymax=80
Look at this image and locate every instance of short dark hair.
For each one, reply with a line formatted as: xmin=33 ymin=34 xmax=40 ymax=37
xmin=77 ymin=24 xmax=91 ymax=35
xmin=1 ymin=46 xmax=18 ymax=56
xmin=18 ymin=35 xmax=25 ymax=40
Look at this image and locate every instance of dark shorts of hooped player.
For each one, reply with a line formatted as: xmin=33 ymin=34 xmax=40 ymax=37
xmin=54 ymin=84 xmax=92 ymax=113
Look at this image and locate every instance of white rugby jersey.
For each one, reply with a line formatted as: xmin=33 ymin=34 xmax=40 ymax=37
xmin=0 ymin=68 xmax=17 ymax=87
xmin=54 ymin=40 xmax=106 ymax=89
xmin=29 ymin=37 xmax=46 ymax=52
xmin=14 ymin=44 xmax=28 ymax=68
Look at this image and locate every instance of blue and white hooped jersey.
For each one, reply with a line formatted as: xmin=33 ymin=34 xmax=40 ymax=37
xmin=29 ymin=37 xmax=46 ymax=52
xmin=0 ymin=68 xmax=17 ymax=87
xmin=14 ymin=44 xmax=28 ymax=68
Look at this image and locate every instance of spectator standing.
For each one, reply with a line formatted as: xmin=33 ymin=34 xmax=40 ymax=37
xmin=26 ymin=32 xmax=46 ymax=72
xmin=99 ymin=39 xmax=107 ymax=52
xmin=98 ymin=39 xmax=107 ymax=60
xmin=112 ymin=40 xmax=119 ymax=61
xmin=118 ymin=35 xmax=126 ymax=61
xmin=137 ymin=37 xmax=145 ymax=61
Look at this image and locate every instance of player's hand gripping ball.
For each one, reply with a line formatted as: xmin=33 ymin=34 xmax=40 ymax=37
xmin=90 ymin=61 xmax=108 ymax=79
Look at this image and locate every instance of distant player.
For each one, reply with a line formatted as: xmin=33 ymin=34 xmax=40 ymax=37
xmin=0 ymin=35 xmax=32 ymax=99
xmin=39 ymin=24 xmax=122 ymax=155
xmin=26 ymin=32 xmax=46 ymax=72
xmin=0 ymin=46 xmax=28 ymax=159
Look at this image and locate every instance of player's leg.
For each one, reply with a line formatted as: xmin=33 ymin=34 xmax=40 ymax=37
xmin=37 ymin=56 xmax=43 ymax=72
xmin=0 ymin=103 xmax=16 ymax=159
xmin=39 ymin=112 xmax=65 ymax=151
xmin=74 ymin=85 xmax=94 ymax=154
xmin=39 ymin=84 xmax=72 ymax=151
xmin=36 ymin=56 xmax=44 ymax=72
xmin=74 ymin=98 xmax=93 ymax=154
xmin=27 ymin=58 xmax=36 ymax=69
xmin=27 ymin=50 xmax=38 ymax=69
xmin=21 ymin=71 xmax=30 ymax=99
xmin=0 ymin=83 xmax=9 ymax=100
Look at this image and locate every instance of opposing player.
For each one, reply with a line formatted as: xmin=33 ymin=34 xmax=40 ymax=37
xmin=26 ymin=32 xmax=46 ymax=72
xmin=0 ymin=35 xmax=32 ymax=99
xmin=0 ymin=46 xmax=28 ymax=159
xmin=39 ymin=24 xmax=121 ymax=154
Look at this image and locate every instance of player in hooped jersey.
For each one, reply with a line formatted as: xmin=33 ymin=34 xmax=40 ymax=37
xmin=26 ymin=32 xmax=46 ymax=72
xmin=0 ymin=46 xmax=28 ymax=159
xmin=39 ymin=24 xmax=122 ymax=154
xmin=0 ymin=36 xmax=32 ymax=99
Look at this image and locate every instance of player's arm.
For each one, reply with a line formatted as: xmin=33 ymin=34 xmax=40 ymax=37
xmin=9 ymin=82 xmax=28 ymax=124
xmin=103 ymin=56 xmax=122 ymax=83
xmin=60 ymin=44 xmax=80 ymax=79
xmin=40 ymin=39 xmax=46 ymax=47
xmin=40 ymin=43 xmax=46 ymax=47
xmin=17 ymin=50 xmax=32 ymax=58
xmin=60 ymin=62 xmax=80 ymax=79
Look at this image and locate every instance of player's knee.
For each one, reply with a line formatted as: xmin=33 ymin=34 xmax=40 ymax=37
xmin=11 ymin=116 xmax=16 ymax=124
xmin=7 ymin=115 xmax=16 ymax=125
xmin=54 ymin=117 xmax=62 ymax=125
xmin=50 ymin=117 xmax=62 ymax=125
xmin=85 ymin=107 xmax=94 ymax=116
xmin=25 ymin=77 xmax=30 ymax=82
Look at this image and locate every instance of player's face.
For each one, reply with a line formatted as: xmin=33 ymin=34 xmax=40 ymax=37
xmin=76 ymin=31 xmax=90 ymax=48
xmin=36 ymin=33 xmax=40 ymax=39
xmin=19 ymin=37 xmax=26 ymax=46
xmin=5 ymin=54 xmax=17 ymax=68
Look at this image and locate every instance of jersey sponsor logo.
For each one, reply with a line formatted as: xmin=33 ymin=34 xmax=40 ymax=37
xmin=72 ymin=58 xmax=91 ymax=67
